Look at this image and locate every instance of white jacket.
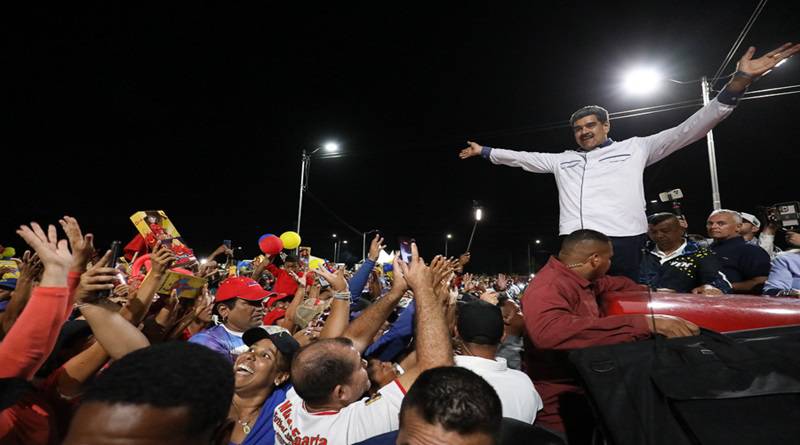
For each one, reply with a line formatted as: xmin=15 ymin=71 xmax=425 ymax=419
xmin=487 ymin=98 xmax=735 ymax=236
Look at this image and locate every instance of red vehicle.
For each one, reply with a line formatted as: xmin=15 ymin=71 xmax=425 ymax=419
xmin=602 ymin=291 xmax=800 ymax=333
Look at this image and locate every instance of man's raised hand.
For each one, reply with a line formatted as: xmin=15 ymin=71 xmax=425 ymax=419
xmin=397 ymin=242 xmax=434 ymax=293
xmin=16 ymin=222 xmax=73 ymax=285
xmin=150 ymin=244 xmax=177 ymax=276
xmin=315 ymin=265 xmax=347 ymax=292
xmin=458 ymin=141 xmax=483 ymax=160
xmin=75 ymin=250 xmax=118 ymax=303
xmin=59 ymin=216 xmax=94 ymax=272
xmin=367 ymin=234 xmax=386 ymax=262
xmin=737 ymin=43 xmax=800 ymax=80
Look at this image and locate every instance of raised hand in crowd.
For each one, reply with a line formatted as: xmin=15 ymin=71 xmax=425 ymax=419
xmin=16 ymin=222 xmax=73 ymax=287
xmin=74 ymin=250 xmax=118 ymax=304
xmin=59 ymin=216 xmax=94 ymax=273
xmin=0 ymin=251 xmax=43 ymax=336
xmin=314 ymin=265 xmax=347 ymax=293
xmin=150 ymin=243 xmax=177 ymax=276
xmin=367 ymin=233 xmax=386 ymax=261
xmin=395 ymin=242 xmax=454 ymax=388
xmin=496 ymin=272 xmax=509 ymax=291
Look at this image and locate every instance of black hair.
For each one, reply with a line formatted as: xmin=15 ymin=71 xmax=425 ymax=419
xmin=400 ymin=367 xmax=501 ymax=440
xmin=212 ymin=299 xmax=237 ymax=318
xmin=569 ymin=105 xmax=609 ymax=127
xmin=82 ymin=342 xmax=234 ymax=438
xmin=560 ymin=229 xmax=610 ymax=254
xmin=291 ymin=338 xmax=358 ymax=405
xmin=284 ymin=254 xmax=299 ymax=263
xmin=648 ymin=212 xmax=679 ymax=226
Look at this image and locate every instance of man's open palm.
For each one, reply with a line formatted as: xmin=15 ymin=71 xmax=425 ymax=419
xmin=738 ymin=42 xmax=800 ymax=78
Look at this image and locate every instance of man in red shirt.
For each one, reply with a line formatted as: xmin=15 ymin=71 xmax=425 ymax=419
xmin=521 ymin=229 xmax=698 ymax=442
xmin=255 ymin=254 xmax=313 ymax=295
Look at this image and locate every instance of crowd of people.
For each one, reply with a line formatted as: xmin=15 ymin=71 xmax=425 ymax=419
xmin=2 ymin=42 xmax=800 ymax=445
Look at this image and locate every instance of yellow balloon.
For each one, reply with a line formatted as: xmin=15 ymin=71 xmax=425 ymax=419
xmin=309 ymin=257 xmax=323 ymax=270
xmin=280 ymin=231 xmax=302 ymax=250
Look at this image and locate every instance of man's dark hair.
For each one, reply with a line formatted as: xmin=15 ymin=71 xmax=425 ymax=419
xmin=570 ymin=105 xmax=609 ymax=127
xmin=82 ymin=342 xmax=234 ymax=438
xmin=284 ymin=254 xmax=299 ymax=263
xmin=560 ymin=229 xmax=610 ymax=254
xmin=400 ymin=367 xmax=501 ymax=440
xmin=212 ymin=299 xmax=237 ymax=318
xmin=291 ymin=338 xmax=358 ymax=405
xmin=648 ymin=212 xmax=679 ymax=226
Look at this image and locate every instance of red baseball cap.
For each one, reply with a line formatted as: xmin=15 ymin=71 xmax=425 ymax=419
xmin=215 ymin=277 xmax=271 ymax=303
xmin=266 ymin=292 xmax=291 ymax=308
xmin=262 ymin=309 xmax=287 ymax=326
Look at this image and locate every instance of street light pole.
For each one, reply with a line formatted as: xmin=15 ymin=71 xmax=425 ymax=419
xmin=701 ymin=76 xmax=722 ymax=210
xmin=445 ymin=234 xmax=452 ymax=257
xmin=295 ymin=142 xmax=340 ymax=238
xmin=296 ymin=151 xmax=310 ymax=235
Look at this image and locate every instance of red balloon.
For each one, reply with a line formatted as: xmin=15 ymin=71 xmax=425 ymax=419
xmin=259 ymin=235 xmax=284 ymax=255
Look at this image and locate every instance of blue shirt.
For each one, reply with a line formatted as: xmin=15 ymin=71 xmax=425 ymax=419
xmin=231 ymin=385 xmax=292 ymax=445
xmin=709 ymin=236 xmax=771 ymax=283
xmin=188 ymin=324 xmax=247 ymax=363
xmin=764 ymin=252 xmax=800 ymax=295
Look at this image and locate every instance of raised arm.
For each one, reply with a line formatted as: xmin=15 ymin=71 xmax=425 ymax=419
xmin=0 ymin=222 xmax=73 ymax=379
xmin=0 ymin=251 xmax=42 ymax=337
xmin=459 ymin=140 xmax=557 ymax=173
xmin=646 ymin=42 xmax=800 ymax=165
xmin=120 ymin=244 xmax=175 ymax=325
xmin=348 ymin=234 xmax=384 ymax=298
xmin=76 ymin=251 xmax=150 ymax=360
xmin=310 ymin=268 xmax=349 ymax=339
xmin=397 ymin=243 xmax=454 ymax=390
xmin=338 ymin=258 xmax=407 ymax=353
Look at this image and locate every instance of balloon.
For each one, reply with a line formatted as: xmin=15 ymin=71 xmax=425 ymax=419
xmin=258 ymin=233 xmax=275 ymax=244
xmin=309 ymin=257 xmax=324 ymax=271
xmin=1 ymin=247 xmax=15 ymax=258
xmin=259 ymin=235 xmax=283 ymax=255
xmin=279 ymin=231 xmax=301 ymax=250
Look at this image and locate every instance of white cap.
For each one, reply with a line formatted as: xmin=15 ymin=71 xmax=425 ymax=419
xmin=740 ymin=212 xmax=761 ymax=229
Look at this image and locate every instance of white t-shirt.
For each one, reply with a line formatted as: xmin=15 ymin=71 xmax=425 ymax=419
xmin=273 ymin=379 xmax=406 ymax=445
xmin=455 ymin=355 xmax=543 ymax=423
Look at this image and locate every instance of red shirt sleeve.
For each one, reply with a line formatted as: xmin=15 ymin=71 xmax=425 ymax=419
xmin=0 ymin=287 xmax=69 ymax=380
xmin=523 ymin=283 xmax=652 ymax=350
xmin=65 ymin=271 xmax=82 ymax=320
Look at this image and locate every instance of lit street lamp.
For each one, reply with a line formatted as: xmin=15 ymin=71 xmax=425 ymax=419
xmin=296 ymin=141 xmax=341 ymax=237
xmin=466 ymin=202 xmax=483 ymax=252
xmin=445 ymin=233 xmax=452 ymax=257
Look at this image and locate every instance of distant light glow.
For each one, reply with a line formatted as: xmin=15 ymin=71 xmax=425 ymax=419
xmin=199 ymin=258 xmax=208 ymax=265
xmin=324 ymin=142 xmax=339 ymax=152
xmin=343 ymin=240 xmax=348 ymax=244
xmin=623 ymin=68 xmax=662 ymax=95
xmin=475 ymin=208 xmax=483 ymax=221
xmin=447 ymin=234 xmax=453 ymax=239
xmin=332 ymin=233 xmax=337 ymax=238
xmin=535 ymin=239 xmax=541 ymax=244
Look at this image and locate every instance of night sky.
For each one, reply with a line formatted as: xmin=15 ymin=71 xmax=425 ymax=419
xmin=5 ymin=2 xmax=800 ymax=273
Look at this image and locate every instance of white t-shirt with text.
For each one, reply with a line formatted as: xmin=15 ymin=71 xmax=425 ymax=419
xmin=273 ymin=379 xmax=406 ymax=445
